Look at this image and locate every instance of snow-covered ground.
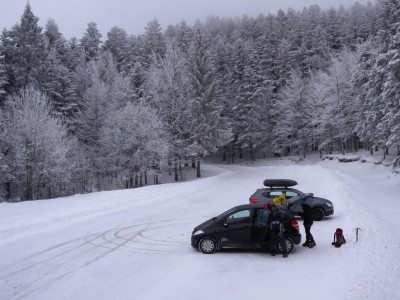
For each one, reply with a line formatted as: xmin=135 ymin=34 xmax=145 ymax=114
xmin=1 ymin=154 xmax=400 ymax=300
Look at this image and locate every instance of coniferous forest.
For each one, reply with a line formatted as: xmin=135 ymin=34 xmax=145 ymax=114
xmin=0 ymin=0 xmax=399 ymax=201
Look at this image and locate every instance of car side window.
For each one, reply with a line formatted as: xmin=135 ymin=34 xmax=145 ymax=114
xmin=226 ymin=209 xmax=251 ymax=224
xmin=285 ymin=191 xmax=298 ymax=198
xmin=255 ymin=209 xmax=269 ymax=224
xmin=270 ymin=191 xmax=282 ymax=197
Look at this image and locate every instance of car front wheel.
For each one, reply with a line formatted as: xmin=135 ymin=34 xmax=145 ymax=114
xmin=312 ymin=207 xmax=325 ymax=221
xmin=198 ymin=236 xmax=217 ymax=254
xmin=276 ymin=237 xmax=295 ymax=254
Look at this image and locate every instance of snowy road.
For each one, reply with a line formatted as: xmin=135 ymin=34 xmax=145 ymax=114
xmin=0 ymin=159 xmax=399 ymax=300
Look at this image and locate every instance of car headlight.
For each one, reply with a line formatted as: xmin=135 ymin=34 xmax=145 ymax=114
xmin=325 ymin=202 xmax=333 ymax=207
xmin=192 ymin=230 xmax=204 ymax=236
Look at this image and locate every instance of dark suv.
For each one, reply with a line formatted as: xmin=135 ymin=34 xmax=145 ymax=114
xmin=249 ymin=179 xmax=334 ymax=221
xmin=191 ymin=203 xmax=301 ymax=254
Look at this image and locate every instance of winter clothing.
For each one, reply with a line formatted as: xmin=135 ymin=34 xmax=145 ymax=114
xmin=272 ymin=192 xmax=287 ymax=206
xmin=301 ymin=201 xmax=313 ymax=226
xmin=265 ymin=203 xmax=288 ymax=258
xmin=301 ymin=201 xmax=315 ymax=247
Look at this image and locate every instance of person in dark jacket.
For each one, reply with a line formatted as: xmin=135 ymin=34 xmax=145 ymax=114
xmin=301 ymin=198 xmax=316 ymax=248
xmin=264 ymin=202 xmax=288 ymax=258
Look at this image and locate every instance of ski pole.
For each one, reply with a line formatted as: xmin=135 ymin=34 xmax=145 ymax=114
xmin=355 ymin=228 xmax=361 ymax=243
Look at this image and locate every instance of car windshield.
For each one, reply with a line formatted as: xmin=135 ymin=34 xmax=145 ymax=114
xmin=216 ymin=207 xmax=240 ymax=220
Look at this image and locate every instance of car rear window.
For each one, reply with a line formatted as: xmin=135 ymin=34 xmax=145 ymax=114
xmin=270 ymin=190 xmax=299 ymax=198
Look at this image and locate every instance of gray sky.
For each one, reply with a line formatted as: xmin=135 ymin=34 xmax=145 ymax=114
xmin=1 ymin=0 xmax=374 ymax=39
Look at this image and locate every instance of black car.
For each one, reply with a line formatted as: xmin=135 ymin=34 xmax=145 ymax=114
xmin=191 ymin=203 xmax=301 ymax=254
xmin=249 ymin=179 xmax=334 ymax=221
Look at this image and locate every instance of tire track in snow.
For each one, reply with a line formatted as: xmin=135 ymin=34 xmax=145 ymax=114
xmin=0 ymin=219 xmax=194 ymax=300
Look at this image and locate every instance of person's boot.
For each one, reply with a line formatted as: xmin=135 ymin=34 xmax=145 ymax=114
xmin=302 ymin=241 xmax=310 ymax=247
xmin=283 ymin=253 xmax=288 ymax=258
xmin=271 ymin=250 xmax=276 ymax=256
xmin=308 ymin=241 xmax=316 ymax=248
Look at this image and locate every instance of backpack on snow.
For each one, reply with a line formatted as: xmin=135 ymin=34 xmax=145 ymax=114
xmin=332 ymin=228 xmax=346 ymax=248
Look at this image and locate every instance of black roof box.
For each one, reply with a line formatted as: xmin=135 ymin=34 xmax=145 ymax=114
xmin=263 ymin=179 xmax=297 ymax=188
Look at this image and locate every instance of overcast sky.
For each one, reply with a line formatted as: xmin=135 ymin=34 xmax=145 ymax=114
xmin=1 ymin=0 xmax=375 ymax=39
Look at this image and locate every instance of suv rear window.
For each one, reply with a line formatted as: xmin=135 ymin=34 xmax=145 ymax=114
xmin=269 ymin=190 xmax=299 ymax=199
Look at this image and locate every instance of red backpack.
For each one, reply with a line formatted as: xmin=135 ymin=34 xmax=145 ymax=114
xmin=332 ymin=228 xmax=346 ymax=247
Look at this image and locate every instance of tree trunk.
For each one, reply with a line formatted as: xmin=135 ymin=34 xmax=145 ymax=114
xmin=26 ymin=165 xmax=33 ymax=200
xmin=5 ymin=182 xmax=11 ymax=200
xmin=249 ymin=146 xmax=255 ymax=161
xmin=154 ymin=174 xmax=157 ymax=185
xmin=222 ymin=146 xmax=227 ymax=162
xmin=196 ymin=159 xmax=201 ymax=178
xmin=174 ymin=162 xmax=178 ymax=182
xmin=341 ymin=137 xmax=345 ymax=155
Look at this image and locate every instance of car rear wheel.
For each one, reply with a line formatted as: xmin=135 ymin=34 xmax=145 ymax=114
xmin=312 ymin=207 xmax=325 ymax=221
xmin=198 ymin=237 xmax=217 ymax=254
xmin=276 ymin=237 xmax=295 ymax=254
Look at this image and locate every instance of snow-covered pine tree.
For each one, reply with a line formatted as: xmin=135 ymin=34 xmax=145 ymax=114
xmin=145 ymin=40 xmax=195 ymax=181
xmin=174 ymin=20 xmax=193 ymax=55
xmin=327 ymin=49 xmax=358 ymax=154
xmin=188 ymin=28 xmax=232 ymax=176
xmin=0 ymin=2 xmax=47 ymax=91
xmin=0 ymin=53 xmax=6 ymax=106
xmin=353 ymin=40 xmax=383 ymax=154
xmin=272 ymin=69 xmax=313 ymax=157
xmin=103 ymin=26 xmax=130 ymax=73
xmin=232 ymin=41 xmax=269 ymax=161
xmin=80 ymin=22 xmax=102 ymax=62
xmin=142 ymin=18 xmax=166 ymax=68
xmin=43 ymin=19 xmax=79 ymax=132
xmin=377 ymin=0 xmax=400 ymax=154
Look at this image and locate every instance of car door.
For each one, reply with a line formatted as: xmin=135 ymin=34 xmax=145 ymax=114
xmin=219 ymin=209 xmax=253 ymax=248
xmin=251 ymin=208 xmax=269 ymax=246
xmin=288 ymin=199 xmax=302 ymax=215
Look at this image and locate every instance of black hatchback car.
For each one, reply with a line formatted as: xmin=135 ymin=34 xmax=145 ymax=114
xmin=191 ymin=204 xmax=301 ymax=254
xmin=249 ymin=179 xmax=334 ymax=221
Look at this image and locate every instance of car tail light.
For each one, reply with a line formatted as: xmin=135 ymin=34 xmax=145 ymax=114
xmin=291 ymin=219 xmax=299 ymax=232
xmin=250 ymin=198 xmax=258 ymax=204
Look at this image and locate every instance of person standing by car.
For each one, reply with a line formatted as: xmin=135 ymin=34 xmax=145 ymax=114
xmin=301 ymin=199 xmax=316 ymax=248
xmin=265 ymin=202 xmax=288 ymax=258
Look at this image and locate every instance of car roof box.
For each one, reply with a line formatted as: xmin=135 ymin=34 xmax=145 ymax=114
xmin=263 ymin=179 xmax=297 ymax=188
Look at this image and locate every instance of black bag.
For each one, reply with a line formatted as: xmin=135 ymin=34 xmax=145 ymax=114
xmin=269 ymin=221 xmax=281 ymax=231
